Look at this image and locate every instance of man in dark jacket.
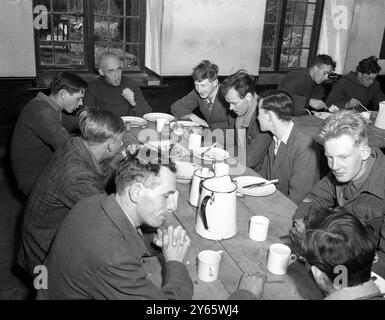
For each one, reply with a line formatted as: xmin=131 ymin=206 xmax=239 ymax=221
xmin=326 ymin=56 xmax=385 ymax=110
xmin=84 ymin=53 xmax=152 ymax=117
xmin=10 ymin=72 xmax=87 ymax=195
xmin=17 ymin=109 xmax=125 ymax=277
xmin=171 ymin=60 xmax=235 ymax=129
xmin=279 ymin=54 xmax=336 ymax=115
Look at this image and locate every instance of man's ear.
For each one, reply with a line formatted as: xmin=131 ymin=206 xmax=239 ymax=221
xmin=128 ymin=183 xmax=143 ymax=204
xmin=98 ymin=67 xmax=105 ymax=77
xmin=212 ymin=78 xmax=219 ymax=86
xmin=245 ymin=92 xmax=253 ymax=102
xmin=360 ymin=144 xmax=371 ymax=161
xmin=58 ymin=89 xmax=69 ymax=101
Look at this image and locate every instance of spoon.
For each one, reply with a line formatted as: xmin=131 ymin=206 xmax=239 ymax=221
xmin=242 ymin=179 xmax=279 ymax=189
xmin=200 ymin=142 xmax=217 ymax=156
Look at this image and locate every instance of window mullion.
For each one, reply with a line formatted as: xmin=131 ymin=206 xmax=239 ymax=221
xmin=275 ymin=0 xmax=288 ymax=71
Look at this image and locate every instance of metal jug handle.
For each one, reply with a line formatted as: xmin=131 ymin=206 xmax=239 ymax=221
xmin=199 ymin=195 xmax=210 ymax=230
xmin=199 ymin=179 xmax=204 ymax=194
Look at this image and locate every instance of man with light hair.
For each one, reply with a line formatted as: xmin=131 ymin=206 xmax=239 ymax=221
xmin=84 ymin=52 xmax=152 ymax=117
xmin=292 ymin=109 xmax=385 ymax=278
xmin=17 ymin=108 xmax=125 ymax=278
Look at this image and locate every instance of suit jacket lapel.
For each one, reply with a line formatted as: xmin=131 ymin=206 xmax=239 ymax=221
xmin=272 ymin=142 xmax=288 ymax=175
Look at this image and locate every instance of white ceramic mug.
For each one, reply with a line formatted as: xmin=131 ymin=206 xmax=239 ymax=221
xmin=249 ymin=215 xmax=270 ymax=242
xmin=156 ymin=118 xmax=168 ymax=132
xmin=197 ymin=250 xmax=223 ymax=282
xmin=267 ymin=243 xmax=297 ymax=275
xmin=188 ymin=133 xmax=202 ymax=151
xmin=213 ymin=162 xmax=229 ymax=177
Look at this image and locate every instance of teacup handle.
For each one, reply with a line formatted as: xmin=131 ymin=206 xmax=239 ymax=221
xmin=288 ymin=254 xmax=297 ymax=265
xmin=209 ymin=265 xmax=214 ymax=277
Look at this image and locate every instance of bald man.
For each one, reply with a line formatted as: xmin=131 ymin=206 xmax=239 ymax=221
xmin=84 ymin=53 xmax=152 ymax=117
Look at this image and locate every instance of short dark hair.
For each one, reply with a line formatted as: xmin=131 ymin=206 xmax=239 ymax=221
xmin=302 ymin=207 xmax=376 ymax=287
xmin=78 ymin=108 xmax=124 ymax=145
xmin=258 ymin=89 xmax=294 ymax=121
xmin=192 ymin=60 xmax=219 ymax=82
xmin=356 ymin=56 xmax=381 ymax=75
xmin=311 ymin=54 xmax=336 ymax=70
xmin=50 ymin=71 xmax=88 ymax=95
xmin=115 ymin=156 xmax=177 ymax=194
xmin=221 ymin=70 xmax=256 ymax=98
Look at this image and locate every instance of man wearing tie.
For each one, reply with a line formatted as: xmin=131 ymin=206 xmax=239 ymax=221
xmin=257 ymin=90 xmax=320 ymax=205
xmin=171 ymin=60 xmax=235 ymax=129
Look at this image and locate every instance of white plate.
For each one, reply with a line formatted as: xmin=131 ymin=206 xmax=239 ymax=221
xmin=120 ymin=116 xmax=147 ymax=127
xmin=313 ymin=112 xmax=331 ymax=120
xmin=143 ymin=112 xmax=175 ymax=122
xmin=193 ymin=147 xmax=229 ymax=161
xmin=371 ymin=271 xmax=385 ymax=294
xmin=144 ymin=140 xmax=189 ymax=159
xmin=177 ymin=120 xmax=203 ymax=127
xmin=234 ymin=176 xmax=276 ymax=197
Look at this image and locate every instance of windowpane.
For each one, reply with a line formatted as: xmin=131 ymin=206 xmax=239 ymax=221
xmin=94 ymin=16 xmax=109 ymax=41
xmin=126 ymin=0 xmax=140 ymax=16
xmin=69 ymin=16 xmax=84 ymax=41
xmin=125 ymin=18 xmax=140 ymax=43
xmin=260 ymin=47 xmax=275 ymax=70
xmin=93 ymin=0 xmax=108 ymax=14
xmin=305 ymin=4 xmax=315 ymax=25
xmin=124 ymin=44 xmax=139 ymax=70
xmin=285 ymin=1 xmax=295 ymax=24
xmin=110 ymin=0 xmax=124 ymax=15
xmin=53 ymin=0 xmax=68 ymax=12
xmin=288 ymin=48 xmax=300 ymax=67
xmin=291 ymin=26 xmax=303 ymax=47
xmin=54 ymin=43 xmax=70 ymax=64
xmin=53 ymin=14 xmax=69 ymax=41
xmin=280 ymin=48 xmax=289 ymax=68
xmin=39 ymin=44 xmax=53 ymax=65
xmin=262 ymin=24 xmax=277 ymax=47
xmin=37 ymin=14 xmax=52 ymax=41
xmin=69 ymin=0 xmax=83 ymax=13
xmin=95 ymin=44 xmax=109 ymax=67
xmin=303 ymin=27 xmax=312 ymax=47
xmin=70 ymin=43 xmax=85 ymax=65
xmin=265 ymin=0 xmax=279 ymax=23
xmin=300 ymin=49 xmax=309 ymax=67
xmin=282 ymin=26 xmax=292 ymax=47
xmin=294 ymin=3 xmax=306 ymax=25
xmin=110 ymin=17 xmax=124 ymax=41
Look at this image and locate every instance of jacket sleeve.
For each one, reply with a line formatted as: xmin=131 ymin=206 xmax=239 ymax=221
xmin=31 ymin=107 xmax=71 ymax=151
xmin=92 ymin=255 xmax=194 ymax=300
xmin=287 ymin=139 xmax=320 ymax=205
xmin=292 ymin=173 xmax=336 ymax=221
xmin=325 ymin=80 xmax=349 ymax=109
xmin=83 ymin=87 xmax=97 ymax=109
xmin=171 ymin=90 xmax=200 ymax=119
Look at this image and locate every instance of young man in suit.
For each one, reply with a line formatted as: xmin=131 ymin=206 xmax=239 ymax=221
xmin=257 ymin=90 xmax=320 ymax=204
xmin=171 ymin=60 xmax=235 ymax=129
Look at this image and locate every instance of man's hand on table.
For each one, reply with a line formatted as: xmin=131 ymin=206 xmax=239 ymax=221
xmin=237 ymin=272 xmax=267 ymax=300
xmin=309 ymin=99 xmax=328 ymax=111
xmin=121 ymin=87 xmax=136 ymax=106
xmin=153 ymin=225 xmax=191 ymax=263
xmin=290 ymin=218 xmax=306 ymax=246
xmin=345 ymin=98 xmax=362 ymax=109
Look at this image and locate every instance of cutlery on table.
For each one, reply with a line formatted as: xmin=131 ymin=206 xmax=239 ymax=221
xmin=200 ymin=142 xmax=217 ymax=156
xmin=359 ymin=102 xmax=370 ymax=112
xmin=242 ymin=179 xmax=279 ymax=189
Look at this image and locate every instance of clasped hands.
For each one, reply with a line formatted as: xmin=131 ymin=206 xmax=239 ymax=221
xmin=121 ymin=87 xmax=136 ymax=107
xmin=153 ymin=225 xmax=191 ymax=263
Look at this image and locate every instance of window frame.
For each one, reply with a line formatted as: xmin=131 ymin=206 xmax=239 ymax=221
xmin=33 ymin=0 xmax=147 ymax=73
xmin=260 ymin=0 xmax=325 ymax=73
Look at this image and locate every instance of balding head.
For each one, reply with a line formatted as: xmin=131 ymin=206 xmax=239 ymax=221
xmin=98 ymin=53 xmax=123 ymax=86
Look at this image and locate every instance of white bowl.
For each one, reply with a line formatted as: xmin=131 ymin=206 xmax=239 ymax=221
xmin=174 ymin=160 xmax=202 ymax=181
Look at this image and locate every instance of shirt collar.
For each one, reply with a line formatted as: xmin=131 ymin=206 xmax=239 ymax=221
xmin=273 ymin=120 xmax=294 ymax=146
xmin=206 ymin=84 xmax=219 ymax=104
xmin=37 ymin=91 xmax=62 ymax=112
xmin=324 ymin=280 xmax=381 ymax=300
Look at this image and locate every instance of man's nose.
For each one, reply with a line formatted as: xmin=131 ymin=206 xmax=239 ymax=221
xmin=330 ymin=158 xmax=339 ymax=171
xmin=229 ymin=105 xmax=235 ymax=110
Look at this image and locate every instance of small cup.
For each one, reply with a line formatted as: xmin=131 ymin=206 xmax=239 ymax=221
xmin=267 ymin=243 xmax=297 ymax=275
xmin=197 ymin=250 xmax=223 ymax=282
xmin=156 ymin=118 xmax=168 ymax=132
xmin=361 ymin=111 xmax=370 ymax=120
xmin=249 ymin=215 xmax=270 ymax=242
xmin=189 ymin=133 xmax=202 ymax=151
xmin=213 ymin=162 xmax=229 ymax=177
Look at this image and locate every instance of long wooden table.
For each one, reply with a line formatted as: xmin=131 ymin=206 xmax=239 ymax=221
xmin=125 ymin=122 xmax=324 ymax=300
